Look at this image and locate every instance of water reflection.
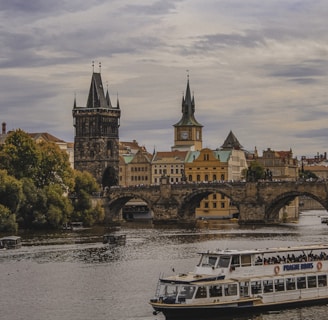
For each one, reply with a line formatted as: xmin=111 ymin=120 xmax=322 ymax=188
xmin=0 ymin=210 xmax=328 ymax=320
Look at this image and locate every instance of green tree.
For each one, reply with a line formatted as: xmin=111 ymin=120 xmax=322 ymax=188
xmin=299 ymin=169 xmax=318 ymax=181
xmin=43 ymin=184 xmax=73 ymax=228
xmin=16 ymin=178 xmax=47 ymax=228
xmin=0 ymin=129 xmax=40 ymax=180
xmin=0 ymin=169 xmax=23 ymax=214
xmin=246 ymin=161 xmax=265 ymax=182
xmin=0 ymin=130 xmax=76 ymax=230
xmin=36 ymin=141 xmax=74 ymax=190
xmin=0 ymin=204 xmax=18 ymax=233
xmin=71 ymin=171 xmax=103 ymax=226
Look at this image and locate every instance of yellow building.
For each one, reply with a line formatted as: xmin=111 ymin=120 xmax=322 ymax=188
xmin=185 ymin=148 xmax=237 ymax=219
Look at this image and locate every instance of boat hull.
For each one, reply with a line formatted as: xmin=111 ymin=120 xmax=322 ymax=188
xmin=151 ymin=296 xmax=328 ymax=319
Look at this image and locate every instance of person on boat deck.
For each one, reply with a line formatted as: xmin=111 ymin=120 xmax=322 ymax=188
xmin=256 ymin=256 xmax=262 ymax=265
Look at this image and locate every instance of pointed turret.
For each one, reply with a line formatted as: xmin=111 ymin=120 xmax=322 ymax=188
xmin=116 ymin=93 xmax=120 ymax=109
xmin=221 ymin=130 xmax=243 ymax=150
xmin=105 ymin=89 xmax=112 ymax=108
xmin=174 ymin=78 xmax=202 ymax=127
xmin=73 ymin=94 xmax=77 ymax=109
xmin=86 ymin=72 xmax=108 ymax=109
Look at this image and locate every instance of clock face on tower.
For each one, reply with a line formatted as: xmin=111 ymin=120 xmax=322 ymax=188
xmin=180 ymin=131 xmax=188 ymax=140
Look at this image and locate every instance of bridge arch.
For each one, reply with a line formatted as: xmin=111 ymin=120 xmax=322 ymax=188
xmin=177 ymin=187 xmax=240 ymax=220
xmin=265 ymin=190 xmax=328 ymax=222
xmin=107 ymin=191 xmax=154 ymax=221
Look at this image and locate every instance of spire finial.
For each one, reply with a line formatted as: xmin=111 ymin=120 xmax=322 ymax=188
xmin=186 ymin=69 xmax=189 ymax=81
xmin=92 ymin=61 xmax=94 ymax=73
xmin=99 ymin=62 xmax=101 ymax=73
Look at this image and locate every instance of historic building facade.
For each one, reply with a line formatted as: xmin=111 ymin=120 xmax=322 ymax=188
xmin=72 ymin=71 xmax=121 ymax=187
xmin=151 ymin=150 xmax=188 ymax=185
xmin=253 ymin=148 xmax=299 ymax=221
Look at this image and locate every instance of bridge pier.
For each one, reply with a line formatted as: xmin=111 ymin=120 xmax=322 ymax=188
xmin=238 ymin=203 xmax=266 ymax=224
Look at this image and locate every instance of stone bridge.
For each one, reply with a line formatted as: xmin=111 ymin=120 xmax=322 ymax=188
xmin=104 ymin=179 xmax=328 ymax=224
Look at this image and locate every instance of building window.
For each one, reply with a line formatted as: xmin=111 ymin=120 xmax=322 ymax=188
xmin=197 ymin=175 xmax=200 ymax=182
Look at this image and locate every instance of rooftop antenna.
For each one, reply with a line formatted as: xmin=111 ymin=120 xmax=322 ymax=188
xmin=92 ymin=60 xmax=94 ymax=73
xmin=99 ymin=61 xmax=101 ymax=73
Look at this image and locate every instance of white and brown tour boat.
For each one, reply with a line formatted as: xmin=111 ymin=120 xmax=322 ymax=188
xmin=150 ymin=244 xmax=328 ymax=319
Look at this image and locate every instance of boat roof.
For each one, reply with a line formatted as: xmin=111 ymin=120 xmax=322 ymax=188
xmin=0 ymin=236 xmax=21 ymax=241
xmin=199 ymin=244 xmax=328 ymax=256
xmin=160 ymin=273 xmax=222 ymax=284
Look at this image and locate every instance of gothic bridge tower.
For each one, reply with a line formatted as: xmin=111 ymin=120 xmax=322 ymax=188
xmin=172 ymin=76 xmax=203 ymax=151
xmin=73 ymin=69 xmax=121 ymax=187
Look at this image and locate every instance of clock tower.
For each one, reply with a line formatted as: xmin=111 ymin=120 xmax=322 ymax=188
xmin=172 ymin=77 xmax=203 ymax=151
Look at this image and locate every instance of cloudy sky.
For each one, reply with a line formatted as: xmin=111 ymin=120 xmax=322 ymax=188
xmin=1 ymin=0 xmax=328 ymax=158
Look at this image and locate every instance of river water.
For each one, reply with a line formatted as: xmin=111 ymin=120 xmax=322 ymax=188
xmin=1 ymin=210 xmax=328 ymax=320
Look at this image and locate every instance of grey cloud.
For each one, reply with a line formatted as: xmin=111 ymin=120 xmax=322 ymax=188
xmin=124 ymin=0 xmax=183 ymax=15
xmin=296 ymin=128 xmax=328 ymax=139
xmin=270 ymin=65 xmax=326 ymax=79
xmin=0 ymin=0 xmax=103 ymax=15
xmin=188 ymin=30 xmax=266 ymax=54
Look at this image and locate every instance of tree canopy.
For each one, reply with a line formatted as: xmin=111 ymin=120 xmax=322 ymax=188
xmin=0 ymin=129 xmax=101 ymax=231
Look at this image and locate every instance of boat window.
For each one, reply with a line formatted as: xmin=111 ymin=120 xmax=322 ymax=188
xmin=274 ymin=279 xmax=285 ymax=292
xmin=218 ymin=255 xmax=231 ymax=268
xmin=160 ymin=284 xmax=179 ymax=297
xmin=195 ymin=286 xmax=207 ymax=299
xmin=251 ymin=281 xmax=262 ymax=294
xmin=231 ymin=255 xmax=240 ymax=268
xmin=224 ymin=284 xmax=237 ymax=296
xmin=297 ymin=277 xmax=306 ymax=289
xmin=263 ymin=280 xmax=273 ymax=293
xmin=240 ymin=281 xmax=249 ymax=297
xmin=241 ymin=255 xmax=251 ymax=267
xmin=286 ymin=277 xmax=296 ymax=290
xmin=307 ymin=276 xmax=317 ymax=288
xmin=201 ymin=256 xmax=218 ymax=267
xmin=178 ymin=286 xmax=195 ymax=300
xmin=318 ymin=275 xmax=327 ymax=287
xmin=209 ymin=285 xmax=223 ymax=297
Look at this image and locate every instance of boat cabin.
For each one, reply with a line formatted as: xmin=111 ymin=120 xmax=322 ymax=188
xmin=193 ymin=244 xmax=328 ymax=279
xmin=0 ymin=236 xmax=22 ymax=249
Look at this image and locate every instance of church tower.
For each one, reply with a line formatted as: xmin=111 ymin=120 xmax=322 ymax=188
xmin=72 ymin=68 xmax=121 ymax=187
xmin=172 ymin=76 xmax=203 ymax=151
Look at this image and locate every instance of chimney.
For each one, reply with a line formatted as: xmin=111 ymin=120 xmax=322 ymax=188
xmin=2 ymin=122 xmax=6 ymax=134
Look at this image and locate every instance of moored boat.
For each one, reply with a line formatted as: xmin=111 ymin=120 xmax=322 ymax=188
xmin=150 ymin=244 xmax=328 ymax=319
xmin=103 ymin=233 xmax=126 ymax=245
xmin=0 ymin=236 xmax=22 ymax=249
